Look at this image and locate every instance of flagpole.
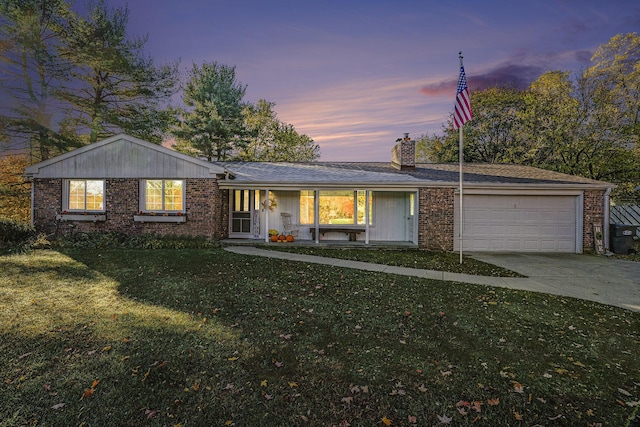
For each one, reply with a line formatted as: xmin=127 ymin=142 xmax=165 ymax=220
xmin=458 ymin=52 xmax=464 ymax=265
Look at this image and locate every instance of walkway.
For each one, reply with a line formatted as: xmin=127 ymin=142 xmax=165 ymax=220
xmin=224 ymin=246 xmax=640 ymax=312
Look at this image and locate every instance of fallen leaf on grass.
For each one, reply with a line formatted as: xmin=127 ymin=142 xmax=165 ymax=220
xmin=81 ymin=388 xmax=95 ymax=400
xmin=618 ymin=388 xmax=632 ymax=396
xmin=145 ymin=409 xmax=159 ymax=419
xmin=381 ymin=416 xmax=392 ymax=425
xmin=341 ymin=396 xmax=353 ymax=404
xmin=513 ymin=411 xmax=523 ymax=421
xmin=260 ymin=379 xmax=268 ymax=387
xmin=263 ymin=393 xmax=273 ymax=400
xmin=513 ymin=382 xmax=525 ymax=393
xmin=487 ymin=398 xmax=500 ymax=406
xmin=437 ymin=414 xmax=452 ymax=424
xmin=407 ymin=415 xmax=417 ymax=424
xmin=52 ymin=403 xmax=65 ymax=410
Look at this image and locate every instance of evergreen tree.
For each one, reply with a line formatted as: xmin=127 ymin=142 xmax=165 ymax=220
xmin=172 ymin=62 xmax=247 ymax=161
xmin=0 ymin=0 xmax=75 ymax=161
xmin=57 ymin=0 xmax=179 ymax=144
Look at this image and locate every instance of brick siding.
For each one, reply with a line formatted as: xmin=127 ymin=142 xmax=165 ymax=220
xmin=582 ymin=189 xmax=605 ymax=253
xmin=417 ymin=187 xmax=455 ymax=251
xmin=32 ymin=178 xmax=226 ymax=238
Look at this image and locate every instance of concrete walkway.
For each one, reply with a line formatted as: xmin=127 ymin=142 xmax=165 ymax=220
xmin=224 ymin=246 xmax=640 ymax=312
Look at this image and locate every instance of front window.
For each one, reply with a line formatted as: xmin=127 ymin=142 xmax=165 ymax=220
xmin=66 ymin=180 xmax=104 ymax=211
xmin=142 ymin=180 xmax=184 ymax=212
xmin=300 ymin=190 xmax=372 ymax=225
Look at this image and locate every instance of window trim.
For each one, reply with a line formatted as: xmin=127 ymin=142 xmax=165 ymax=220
xmin=299 ymin=190 xmax=373 ymax=226
xmin=139 ymin=179 xmax=186 ymax=214
xmin=62 ymin=179 xmax=105 ymax=213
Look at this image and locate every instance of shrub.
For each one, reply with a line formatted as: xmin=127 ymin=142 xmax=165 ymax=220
xmin=0 ymin=218 xmax=46 ymax=253
xmin=0 ymin=218 xmax=36 ymax=245
xmin=51 ymin=232 xmax=220 ymax=250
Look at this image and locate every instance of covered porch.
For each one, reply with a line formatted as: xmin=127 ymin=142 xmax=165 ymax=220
xmin=223 ymin=187 xmax=419 ymax=245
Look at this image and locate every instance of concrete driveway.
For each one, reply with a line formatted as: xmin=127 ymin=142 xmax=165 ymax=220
xmin=469 ymin=253 xmax=640 ymax=312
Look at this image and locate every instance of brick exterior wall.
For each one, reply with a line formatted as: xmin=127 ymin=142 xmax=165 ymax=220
xmin=32 ymin=178 xmax=226 ymax=239
xmin=417 ymin=187 xmax=455 ymax=251
xmin=582 ymin=189 xmax=605 ymax=253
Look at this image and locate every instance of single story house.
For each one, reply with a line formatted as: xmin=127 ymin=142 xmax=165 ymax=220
xmin=24 ymin=134 xmax=615 ymax=253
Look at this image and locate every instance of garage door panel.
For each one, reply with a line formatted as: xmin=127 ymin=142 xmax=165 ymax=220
xmin=558 ymin=211 xmax=574 ymax=221
xmin=456 ymin=195 xmax=577 ymax=252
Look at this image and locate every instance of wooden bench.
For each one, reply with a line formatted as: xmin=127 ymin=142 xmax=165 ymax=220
xmin=310 ymin=227 xmax=365 ymax=241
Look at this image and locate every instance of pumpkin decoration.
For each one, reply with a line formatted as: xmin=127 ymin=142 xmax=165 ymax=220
xmin=286 ymin=234 xmax=294 ymax=242
xmin=278 ymin=234 xmax=287 ymax=242
xmin=270 ymin=235 xmax=278 ymax=242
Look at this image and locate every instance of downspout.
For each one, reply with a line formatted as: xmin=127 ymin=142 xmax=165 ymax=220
xmin=603 ymin=188 xmax=612 ymax=252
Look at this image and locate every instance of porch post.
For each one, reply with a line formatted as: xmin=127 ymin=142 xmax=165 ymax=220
xmin=264 ymin=189 xmax=270 ymax=243
xmin=365 ymin=190 xmax=370 ymax=244
xmin=314 ymin=189 xmax=320 ymax=244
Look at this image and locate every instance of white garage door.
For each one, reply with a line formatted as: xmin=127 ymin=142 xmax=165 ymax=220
xmin=454 ymin=195 xmax=577 ymax=252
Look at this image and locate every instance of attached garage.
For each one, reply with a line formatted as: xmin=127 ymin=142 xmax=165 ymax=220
xmin=454 ymin=192 xmax=580 ymax=253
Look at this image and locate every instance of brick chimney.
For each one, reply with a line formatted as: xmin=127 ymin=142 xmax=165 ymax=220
xmin=391 ymin=133 xmax=415 ymax=170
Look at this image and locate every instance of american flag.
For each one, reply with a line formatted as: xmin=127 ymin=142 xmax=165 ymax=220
xmin=452 ymin=65 xmax=472 ymax=130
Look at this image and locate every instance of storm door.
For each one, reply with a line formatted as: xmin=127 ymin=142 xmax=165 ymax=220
xmin=231 ymin=190 xmax=258 ymax=237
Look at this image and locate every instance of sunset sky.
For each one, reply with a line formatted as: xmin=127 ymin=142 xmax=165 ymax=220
xmin=105 ymin=0 xmax=638 ymax=160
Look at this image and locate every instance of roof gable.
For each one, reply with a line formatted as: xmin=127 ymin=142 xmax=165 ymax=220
xmin=24 ymin=134 xmax=226 ymax=178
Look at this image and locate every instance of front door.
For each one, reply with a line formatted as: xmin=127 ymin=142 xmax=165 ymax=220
xmin=230 ymin=190 xmax=258 ymax=237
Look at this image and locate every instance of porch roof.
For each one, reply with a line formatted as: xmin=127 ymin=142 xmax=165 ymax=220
xmin=216 ymin=161 xmax=614 ymax=190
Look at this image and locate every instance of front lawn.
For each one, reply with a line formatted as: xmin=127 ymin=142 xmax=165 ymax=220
xmin=1 ymin=249 xmax=639 ymax=426
xmin=262 ymin=246 xmax=523 ymax=277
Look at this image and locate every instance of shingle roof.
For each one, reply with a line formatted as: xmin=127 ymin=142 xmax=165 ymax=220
xmin=218 ymin=161 xmax=613 ymax=189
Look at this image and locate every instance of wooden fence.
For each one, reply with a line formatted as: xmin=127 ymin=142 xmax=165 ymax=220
xmin=610 ymin=204 xmax=640 ymax=238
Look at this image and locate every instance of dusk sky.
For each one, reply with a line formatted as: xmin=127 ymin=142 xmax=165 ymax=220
xmin=106 ymin=0 xmax=639 ymax=161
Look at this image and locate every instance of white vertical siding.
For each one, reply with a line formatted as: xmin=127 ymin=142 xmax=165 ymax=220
xmin=25 ymin=135 xmax=224 ymax=178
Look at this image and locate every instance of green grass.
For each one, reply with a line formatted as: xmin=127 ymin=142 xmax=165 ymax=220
xmin=2 ymin=249 xmax=639 ymax=426
xmin=262 ymin=246 xmax=523 ymax=277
